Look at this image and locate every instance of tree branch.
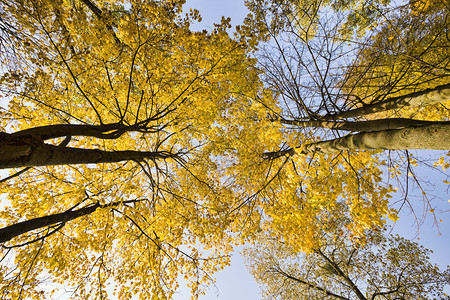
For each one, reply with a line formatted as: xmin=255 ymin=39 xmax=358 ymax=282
xmin=273 ymin=267 xmax=350 ymax=300
xmin=315 ymin=249 xmax=367 ymax=300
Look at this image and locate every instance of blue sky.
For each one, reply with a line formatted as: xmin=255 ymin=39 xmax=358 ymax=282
xmin=183 ymin=0 xmax=249 ymax=31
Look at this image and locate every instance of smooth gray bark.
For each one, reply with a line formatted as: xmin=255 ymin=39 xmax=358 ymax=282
xmin=279 ymin=118 xmax=443 ymax=132
xmin=300 ymin=123 xmax=450 ymax=155
xmin=325 ymin=84 xmax=450 ymax=120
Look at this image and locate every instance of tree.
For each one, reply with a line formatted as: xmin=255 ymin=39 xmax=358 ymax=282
xmin=0 ymin=0 xmax=277 ymax=298
xmin=244 ymin=228 xmax=450 ymax=300
xmin=1 ymin=0 xmax=449 ymax=298
xmin=233 ymin=0 xmax=450 ymax=252
xmin=246 ymin=0 xmax=450 ymax=156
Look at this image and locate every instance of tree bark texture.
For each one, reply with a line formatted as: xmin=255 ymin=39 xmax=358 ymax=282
xmin=0 ymin=203 xmax=100 ymax=244
xmin=301 ymin=123 xmax=450 ymax=155
xmin=0 ymin=132 xmax=175 ymax=169
xmin=280 ymin=118 xmax=443 ymax=132
xmin=326 ymin=83 xmax=450 ymax=120
xmin=12 ymin=122 xmax=126 ymax=140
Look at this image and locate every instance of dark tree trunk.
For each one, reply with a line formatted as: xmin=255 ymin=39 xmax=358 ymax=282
xmin=280 ymin=118 xmax=444 ymax=132
xmin=0 ymin=203 xmax=100 ymax=244
xmin=0 ymin=132 xmax=175 ymax=169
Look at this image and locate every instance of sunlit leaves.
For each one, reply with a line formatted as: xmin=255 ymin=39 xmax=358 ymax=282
xmin=244 ymin=229 xmax=450 ymax=299
xmin=0 ymin=0 xmax=278 ymax=298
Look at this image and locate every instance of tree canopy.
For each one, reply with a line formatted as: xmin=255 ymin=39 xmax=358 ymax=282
xmin=0 ymin=0 xmax=449 ymax=299
xmin=244 ymin=227 xmax=450 ymax=299
xmin=0 ymin=0 xmax=277 ymax=298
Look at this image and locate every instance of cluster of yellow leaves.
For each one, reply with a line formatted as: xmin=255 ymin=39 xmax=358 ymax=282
xmin=227 ymin=125 xmax=397 ymax=252
xmin=0 ymin=0 xmax=281 ymax=299
xmin=434 ymin=152 xmax=450 ymax=185
xmin=244 ymin=0 xmax=392 ymax=41
xmin=244 ymin=228 xmax=450 ymax=300
xmin=2 ymin=0 xmax=446 ymax=298
xmin=410 ymin=0 xmax=446 ymax=15
xmin=433 ymin=152 xmax=450 ymax=170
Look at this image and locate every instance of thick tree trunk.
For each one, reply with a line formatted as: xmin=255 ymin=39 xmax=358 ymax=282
xmin=0 ymin=199 xmax=141 ymax=244
xmin=325 ymin=84 xmax=450 ymax=120
xmin=0 ymin=132 xmax=175 ymax=169
xmin=0 ymin=203 xmax=100 ymax=244
xmin=275 ymin=268 xmax=350 ymax=300
xmin=301 ymin=123 xmax=450 ymax=155
xmin=12 ymin=122 xmax=126 ymax=140
xmin=280 ymin=118 xmax=442 ymax=132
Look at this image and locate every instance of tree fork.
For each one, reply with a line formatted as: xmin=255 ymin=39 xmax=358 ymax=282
xmin=316 ymin=249 xmax=367 ymax=300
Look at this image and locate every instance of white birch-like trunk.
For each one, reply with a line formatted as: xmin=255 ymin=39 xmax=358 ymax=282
xmin=280 ymin=118 xmax=443 ymax=132
xmin=300 ymin=123 xmax=450 ymax=155
xmin=325 ymin=84 xmax=450 ymax=120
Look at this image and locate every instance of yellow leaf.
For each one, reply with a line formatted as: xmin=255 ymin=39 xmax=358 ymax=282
xmin=388 ymin=213 xmax=399 ymax=222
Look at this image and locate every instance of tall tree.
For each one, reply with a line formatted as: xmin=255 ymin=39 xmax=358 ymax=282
xmin=0 ymin=0 xmax=449 ymax=298
xmin=233 ymin=0 xmax=450 ymax=253
xmin=244 ymin=228 xmax=450 ymax=299
xmin=0 ymin=0 xmax=277 ymax=298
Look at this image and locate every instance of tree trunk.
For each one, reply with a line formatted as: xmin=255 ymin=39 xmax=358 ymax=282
xmin=0 ymin=132 xmax=175 ymax=169
xmin=301 ymin=123 xmax=450 ymax=155
xmin=280 ymin=118 xmax=442 ymax=132
xmin=0 ymin=199 xmax=142 ymax=244
xmin=12 ymin=122 xmax=126 ymax=140
xmin=0 ymin=203 xmax=100 ymax=244
xmin=325 ymin=84 xmax=450 ymax=120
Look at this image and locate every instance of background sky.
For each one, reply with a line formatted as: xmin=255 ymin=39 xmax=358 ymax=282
xmin=176 ymin=1 xmax=450 ymax=299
